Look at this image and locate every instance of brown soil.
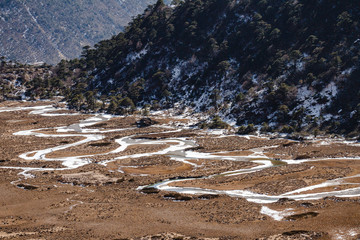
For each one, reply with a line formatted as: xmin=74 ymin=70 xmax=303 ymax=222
xmin=266 ymin=141 xmax=360 ymax=160
xmin=106 ymin=155 xmax=193 ymax=178
xmin=153 ymin=117 xmax=192 ymax=125
xmin=0 ymin=159 xmax=65 ymax=169
xmin=103 ymin=126 xmax=179 ymax=140
xmin=86 ymin=143 xmax=176 ymax=164
xmin=122 ymin=162 xmax=193 ymax=175
xmin=122 ymin=144 xmax=171 ymax=155
xmin=87 ymin=116 xmax=191 ymax=130
xmin=45 ymin=139 xmax=120 ymax=158
xmin=88 ymin=116 xmax=138 ymax=129
xmin=213 ymin=150 xmax=254 ymax=156
xmin=194 ymin=136 xmax=290 ymax=152
xmin=134 ymin=129 xmax=199 ymax=140
xmin=0 ymin=101 xmax=58 ymax=108
xmin=34 ymin=129 xmax=78 ymax=135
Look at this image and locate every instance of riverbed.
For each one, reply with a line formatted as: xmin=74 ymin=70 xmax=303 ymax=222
xmin=0 ymin=101 xmax=359 ymax=239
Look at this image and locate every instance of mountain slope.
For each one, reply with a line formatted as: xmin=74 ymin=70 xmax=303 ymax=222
xmin=0 ymin=0 xmax=158 ymax=64
xmin=2 ymin=0 xmax=359 ymax=137
xmin=64 ymin=0 xmax=359 ymax=136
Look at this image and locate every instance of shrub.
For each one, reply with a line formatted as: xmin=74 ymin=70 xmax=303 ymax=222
xmin=280 ymin=125 xmax=295 ymax=134
xmin=260 ymin=122 xmax=272 ymax=133
xmin=237 ymin=124 xmax=256 ymax=135
xmin=208 ymin=115 xmax=229 ymax=129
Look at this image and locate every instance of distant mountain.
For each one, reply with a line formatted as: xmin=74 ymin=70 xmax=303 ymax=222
xmin=1 ymin=0 xmax=359 ymax=137
xmin=0 ymin=0 xmax=158 ymax=64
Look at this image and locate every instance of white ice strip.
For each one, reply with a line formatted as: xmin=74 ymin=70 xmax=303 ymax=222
xmin=349 ymin=229 xmax=359 ymax=236
xmin=282 ymin=159 xmax=313 ymax=164
xmin=94 ymin=130 xmax=360 ymax=203
xmin=100 ymin=137 xmax=196 ymax=166
xmin=283 ymin=156 xmax=360 ymax=165
xmin=111 ymin=137 xmax=130 ymax=153
xmin=0 ymin=105 xmax=82 ymax=116
xmin=105 ymin=134 xmax=257 ymax=169
xmin=9 ymin=112 xmax=116 ymax=169
xmin=342 ymin=173 xmax=360 ymax=180
xmin=143 ymin=178 xmax=281 ymax=204
xmin=185 ymin=151 xmax=216 ymax=159
xmin=30 ymin=107 xmax=80 ymax=116
xmin=146 ymin=178 xmax=360 ymax=204
xmin=282 ymin=179 xmax=345 ymax=196
xmin=260 ymin=206 xmax=294 ymax=221
xmin=39 ymin=112 xmax=80 ymax=117
xmin=83 ymin=117 xmax=103 ymax=122
xmin=56 ymin=127 xmax=75 ymax=133
xmin=79 ymin=127 xmax=134 ymax=134
xmin=218 ymin=160 xmax=273 ymax=177
xmin=185 ymin=150 xmax=270 ymax=160
xmin=141 ymin=157 xmax=360 ymax=204
xmin=65 ymin=200 xmax=84 ymax=213
xmin=0 ymin=105 xmax=51 ymax=113
xmin=17 ymin=132 xmax=103 ymax=159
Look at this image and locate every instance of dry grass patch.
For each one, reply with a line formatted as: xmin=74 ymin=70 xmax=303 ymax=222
xmin=122 ymin=163 xmax=193 ymax=175
xmin=195 ymin=136 xmax=289 ymax=152
xmin=45 ymin=140 xmax=119 ymax=158
xmin=134 ymin=130 xmax=199 ymax=140
xmin=213 ymin=150 xmax=254 ymax=156
xmin=88 ymin=116 xmax=138 ymax=129
xmin=267 ymin=142 xmax=360 ymax=160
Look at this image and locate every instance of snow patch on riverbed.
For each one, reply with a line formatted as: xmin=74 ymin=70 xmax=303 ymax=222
xmin=260 ymin=206 xmax=294 ymax=221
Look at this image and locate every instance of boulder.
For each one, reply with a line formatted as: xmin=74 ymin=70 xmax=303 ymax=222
xmin=136 ymin=118 xmax=158 ymax=128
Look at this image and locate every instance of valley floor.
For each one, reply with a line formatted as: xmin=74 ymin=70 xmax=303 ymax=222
xmin=0 ymin=101 xmax=359 ymax=240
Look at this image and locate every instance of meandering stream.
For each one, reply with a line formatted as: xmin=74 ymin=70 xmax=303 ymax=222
xmin=1 ymin=104 xmax=360 ymax=211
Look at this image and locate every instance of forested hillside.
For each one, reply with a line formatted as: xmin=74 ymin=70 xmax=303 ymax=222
xmin=0 ymin=58 xmax=54 ymax=101
xmin=0 ymin=0 xmax=158 ymax=64
xmin=2 ymin=0 xmax=359 ymax=137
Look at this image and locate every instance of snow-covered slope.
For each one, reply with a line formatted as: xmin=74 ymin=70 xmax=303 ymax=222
xmin=64 ymin=0 xmax=359 ymax=136
xmin=0 ymin=0 xmax=157 ymax=64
